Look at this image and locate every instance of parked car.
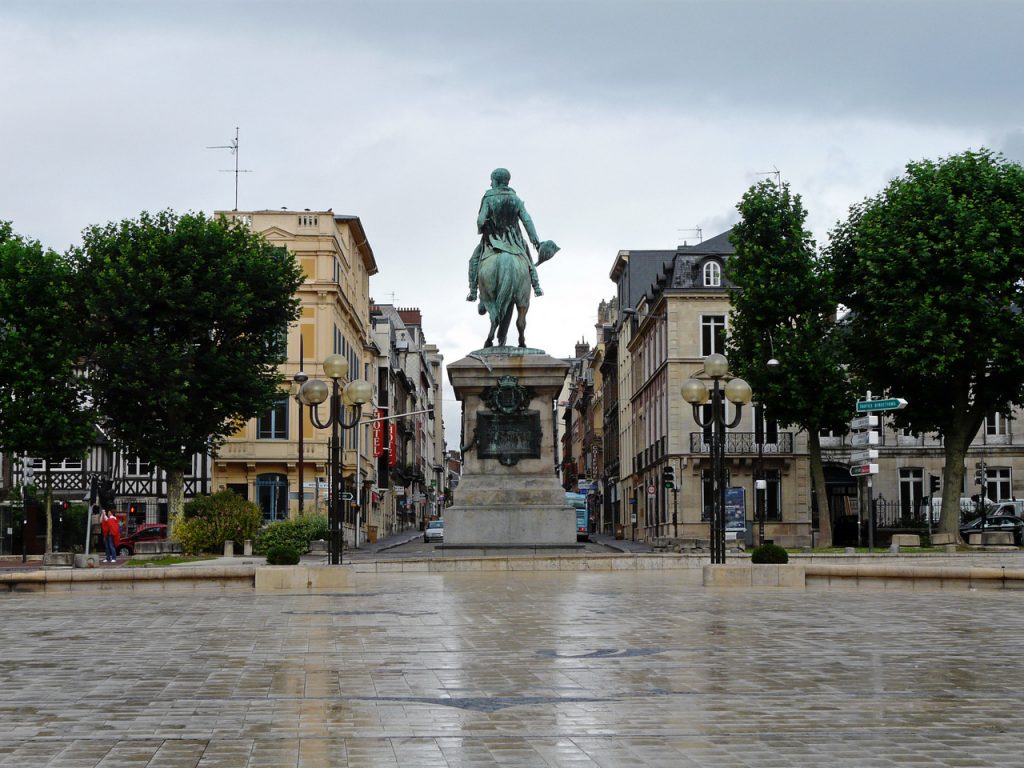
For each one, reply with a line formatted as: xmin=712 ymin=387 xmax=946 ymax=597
xmin=117 ymin=523 xmax=168 ymax=557
xmin=424 ymin=519 xmax=444 ymax=543
xmin=958 ymin=515 xmax=1024 ymax=545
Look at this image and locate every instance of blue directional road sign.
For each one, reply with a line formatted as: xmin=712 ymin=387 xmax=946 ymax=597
xmin=856 ymin=397 xmax=907 ymax=413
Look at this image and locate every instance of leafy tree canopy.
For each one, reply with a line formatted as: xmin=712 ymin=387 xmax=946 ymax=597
xmin=0 ymin=221 xmax=95 ymax=462
xmin=74 ymin=210 xmax=304 ymax=472
xmin=727 ymin=180 xmax=854 ymax=433
xmin=828 ymin=149 xmax=1024 ymax=441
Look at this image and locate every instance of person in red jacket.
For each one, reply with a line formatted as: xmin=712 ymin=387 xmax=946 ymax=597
xmin=101 ymin=510 xmax=118 ymax=563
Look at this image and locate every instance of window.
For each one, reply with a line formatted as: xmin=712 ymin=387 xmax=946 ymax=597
xmin=257 ymin=397 xmax=289 ymax=439
xmin=701 ymin=315 xmax=726 ymax=356
xmin=703 ymin=260 xmax=721 ymax=287
xmin=256 ymin=474 xmax=288 ymax=522
xmin=763 ymin=469 xmax=781 ymax=520
xmin=899 ymin=468 xmax=923 ymax=516
xmin=987 ymin=467 xmax=1011 ymax=501
xmin=755 ymin=407 xmax=778 ymax=445
xmin=298 ymin=214 xmax=319 ymax=227
xmin=126 ymin=456 xmax=152 ymax=477
xmin=987 ymin=412 xmax=1009 ymax=436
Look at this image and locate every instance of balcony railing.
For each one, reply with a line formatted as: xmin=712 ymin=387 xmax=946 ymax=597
xmin=689 ymin=432 xmax=794 ymax=454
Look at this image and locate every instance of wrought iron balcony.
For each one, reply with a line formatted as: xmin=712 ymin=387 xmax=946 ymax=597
xmin=689 ymin=432 xmax=794 ymax=454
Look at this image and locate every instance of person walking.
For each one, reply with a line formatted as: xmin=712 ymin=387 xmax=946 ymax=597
xmin=101 ymin=510 xmax=118 ymax=563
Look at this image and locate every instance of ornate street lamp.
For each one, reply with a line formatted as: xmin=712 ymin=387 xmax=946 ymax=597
xmin=291 ymin=369 xmax=308 ymax=514
xmin=682 ymin=353 xmax=752 ymax=564
xmin=299 ymin=354 xmax=372 ymax=565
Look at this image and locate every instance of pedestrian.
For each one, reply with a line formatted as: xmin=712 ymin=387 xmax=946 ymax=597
xmin=101 ymin=510 xmax=117 ymax=563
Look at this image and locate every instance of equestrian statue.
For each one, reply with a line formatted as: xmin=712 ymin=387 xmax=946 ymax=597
xmin=466 ymin=168 xmax=558 ymax=348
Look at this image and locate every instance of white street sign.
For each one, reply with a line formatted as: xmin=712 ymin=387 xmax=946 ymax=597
xmin=851 ymin=431 xmax=879 ymax=447
xmin=850 ymin=463 xmax=879 ymax=477
xmin=851 ymin=415 xmax=879 ymax=430
xmin=850 ymin=449 xmax=879 ymax=463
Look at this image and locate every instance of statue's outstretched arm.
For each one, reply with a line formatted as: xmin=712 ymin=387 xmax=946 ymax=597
xmin=519 ymin=205 xmax=541 ymax=249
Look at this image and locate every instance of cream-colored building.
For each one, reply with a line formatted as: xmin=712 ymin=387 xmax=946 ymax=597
xmin=610 ymin=230 xmax=812 ymax=546
xmin=211 ymin=210 xmax=378 ymax=542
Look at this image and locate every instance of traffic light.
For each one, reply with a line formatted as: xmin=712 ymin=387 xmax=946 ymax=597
xmin=974 ymin=461 xmax=987 ymax=487
xmin=98 ymin=478 xmax=115 ymax=508
xmin=662 ymin=464 xmax=675 ymax=490
xmin=929 ymin=475 xmax=940 ymax=494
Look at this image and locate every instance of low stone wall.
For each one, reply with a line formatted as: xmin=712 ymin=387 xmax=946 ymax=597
xmin=6 ymin=552 xmax=1024 ymax=593
xmin=0 ymin=565 xmax=255 ymax=593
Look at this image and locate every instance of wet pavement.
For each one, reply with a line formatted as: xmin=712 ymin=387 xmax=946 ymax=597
xmin=1 ymin=568 xmax=1023 ymax=766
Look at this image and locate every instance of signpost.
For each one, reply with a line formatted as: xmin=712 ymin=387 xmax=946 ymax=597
xmin=855 ymin=397 xmax=907 ymax=413
xmin=850 ymin=449 xmax=878 ymax=463
xmin=850 ymin=392 xmax=907 ymax=553
xmin=851 ymin=431 xmax=879 ymax=447
xmin=849 ymin=463 xmax=879 ymax=477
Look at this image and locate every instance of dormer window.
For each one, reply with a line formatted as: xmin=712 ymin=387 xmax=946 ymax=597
xmin=703 ymin=261 xmax=721 ymax=287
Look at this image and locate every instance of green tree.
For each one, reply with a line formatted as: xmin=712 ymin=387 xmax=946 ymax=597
xmin=74 ymin=210 xmax=304 ymax=521
xmin=827 ymin=149 xmax=1024 ymax=537
xmin=0 ymin=222 xmax=96 ymax=552
xmin=727 ymin=181 xmax=856 ymax=548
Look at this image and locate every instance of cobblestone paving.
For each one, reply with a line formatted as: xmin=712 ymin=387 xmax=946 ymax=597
xmin=1 ymin=571 xmax=1023 ymax=766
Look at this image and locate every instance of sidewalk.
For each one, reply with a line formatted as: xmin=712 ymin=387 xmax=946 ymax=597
xmin=590 ymin=532 xmax=653 ymax=553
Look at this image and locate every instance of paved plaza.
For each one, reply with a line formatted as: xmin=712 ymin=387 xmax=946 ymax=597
xmin=1 ymin=570 xmax=1023 ymax=767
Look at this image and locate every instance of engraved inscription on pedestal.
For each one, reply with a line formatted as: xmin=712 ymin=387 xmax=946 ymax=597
xmin=477 ymin=411 xmax=542 ymax=466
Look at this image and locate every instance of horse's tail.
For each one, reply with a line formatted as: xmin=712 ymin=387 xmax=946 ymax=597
xmin=493 ymin=251 xmax=515 ymax=328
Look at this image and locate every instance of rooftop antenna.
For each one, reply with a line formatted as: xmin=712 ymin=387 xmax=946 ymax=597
xmin=207 ymin=126 xmax=252 ymax=211
xmin=677 ymin=226 xmax=702 ymax=246
xmin=755 ymin=165 xmax=782 ymax=189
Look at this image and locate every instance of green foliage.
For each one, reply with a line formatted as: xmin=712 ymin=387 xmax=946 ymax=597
xmin=265 ymin=544 xmax=302 ymax=565
xmin=254 ymin=514 xmax=328 ymax=555
xmin=750 ymin=543 xmax=789 ymax=564
xmin=72 ymin=210 xmax=304 ymax=521
xmin=827 ymin=149 xmax=1024 ymax=531
xmin=829 ymin=149 xmax=1024 ymax=437
xmin=727 ymin=180 xmax=856 ymax=435
xmin=0 ymin=221 xmax=96 ymax=466
xmin=171 ymin=490 xmax=262 ymax=555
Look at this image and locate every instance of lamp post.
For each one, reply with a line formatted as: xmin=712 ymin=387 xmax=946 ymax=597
xmin=291 ymin=369 xmax=308 ymax=514
xmin=682 ymin=353 xmax=752 ymax=564
xmin=299 ymin=354 xmax=372 ymax=565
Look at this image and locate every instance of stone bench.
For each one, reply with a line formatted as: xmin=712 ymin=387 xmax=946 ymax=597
xmin=931 ymin=532 xmax=958 ymax=546
xmin=968 ymin=531 xmax=1016 ymax=546
xmin=890 ymin=534 xmax=921 ymax=547
xmin=135 ymin=541 xmax=183 ymax=556
xmin=42 ymin=552 xmax=74 ymax=568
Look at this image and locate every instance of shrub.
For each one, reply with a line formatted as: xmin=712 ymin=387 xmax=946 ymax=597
xmin=750 ymin=543 xmax=789 ymax=564
xmin=172 ymin=490 xmax=262 ymax=555
xmin=265 ymin=543 xmax=302 ymax=565
xmin=254 ymin=514 xmax=328 ymax=556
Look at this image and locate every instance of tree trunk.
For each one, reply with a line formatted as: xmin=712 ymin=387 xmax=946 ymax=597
xmin=939 ymin=416 xmax=978 ymax=538
xmin=166 ymin=469 xmax=185 ymax=534
xmin=807 ymin=429 xmax=832 ymax=548
xmin=44 ymin=463 xmax=53 ymax=554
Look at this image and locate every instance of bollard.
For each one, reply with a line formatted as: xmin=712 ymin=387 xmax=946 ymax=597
xmin=243 ymin=539 xmax=253 ymax=556
xmin=224 ymin=540 xmax=234 ymax=558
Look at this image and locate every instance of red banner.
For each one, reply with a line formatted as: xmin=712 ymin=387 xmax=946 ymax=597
xmin=388 ymin=423 xmax=397 ymax=466
xmin=372 ymin=409 xmax=385 ymax=457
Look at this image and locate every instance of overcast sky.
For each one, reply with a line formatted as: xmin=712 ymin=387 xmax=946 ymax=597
xmin=3 ymin=0 xmax=1023 ymax=449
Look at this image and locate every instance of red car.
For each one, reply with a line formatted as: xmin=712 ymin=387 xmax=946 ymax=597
xmin=117 ymin=524 xmax=168 ymax=557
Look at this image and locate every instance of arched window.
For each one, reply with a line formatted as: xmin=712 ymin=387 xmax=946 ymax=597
xmin=703 ymin=261 xmax=721 ymax=287
xmin=256 ymin=473 xmax=289 ymax=522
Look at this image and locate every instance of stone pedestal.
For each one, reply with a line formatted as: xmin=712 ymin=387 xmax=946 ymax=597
xmin=446 ymin=347 xmax=574 ymax=547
